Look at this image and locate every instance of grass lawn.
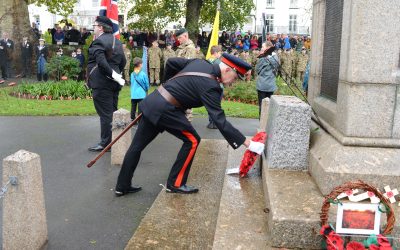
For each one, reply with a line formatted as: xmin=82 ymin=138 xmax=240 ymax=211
xmin=0 ymin=85 xmax=259 ymax=118
xmin=0 ymin=76 xmax=305 ymax=118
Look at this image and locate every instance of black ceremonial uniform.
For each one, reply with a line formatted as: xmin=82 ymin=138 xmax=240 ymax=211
xmin=87 ymin=32 xmax=126 ymax=148
xmin=116 ymin=58 xmax=246 ymax=191
xmin=21 ymin=40 xmax=33 ymax=77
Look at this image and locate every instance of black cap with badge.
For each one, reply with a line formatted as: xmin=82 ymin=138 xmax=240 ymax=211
xmin=219 ymin=53 xmax=252 ymax=79
xmin=175 ymin=28 xmax=188 ymax=37
xmin=95 ymin=16 xmax=113 ymax=29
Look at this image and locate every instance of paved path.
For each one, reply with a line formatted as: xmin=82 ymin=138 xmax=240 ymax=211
xmin=0 ymin=115 xmax=258 ymax=250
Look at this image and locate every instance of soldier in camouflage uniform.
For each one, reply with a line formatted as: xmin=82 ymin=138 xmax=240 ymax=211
xmin=175 ymin=28 xmax=197 ymax=59
xmin=175 ymin=28 xmax=197 ymax=121
xmin=296 ymin=47 xmax=309 ymax=82
xmin=148 ymin=40 xmax=162 ymax=85
xmin=250 ymin=49 xmax=260 ymax=80
xmin=123 ymin=44 xmax=131 ymax=83
xmin=280 ymin=49 xmax=296 ymax=83
xmin=163 ymin=43 xmax=176 ymax=68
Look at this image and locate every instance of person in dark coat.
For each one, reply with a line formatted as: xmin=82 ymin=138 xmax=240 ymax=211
xmin=114 ymin=53 xmax=265 ymax=196
xmin=87 ymin=16 xmax=127 ymax=152
xmin=20 ymin=37 xmax=33 ymax=78
xmin=0 ymin=32 xmax=14 ymax=79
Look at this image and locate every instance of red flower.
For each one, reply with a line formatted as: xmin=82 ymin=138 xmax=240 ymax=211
xmin=239 ymin=132 xmax=266 ymax=177
xmin=377 ymin=235 xmax=392 ymax=249
xmin=346 ymin=241 xmax=366 ymax=250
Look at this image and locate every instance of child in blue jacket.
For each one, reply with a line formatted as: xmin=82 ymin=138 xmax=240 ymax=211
xmin=130 ymin=57 xmax=149 ymax=120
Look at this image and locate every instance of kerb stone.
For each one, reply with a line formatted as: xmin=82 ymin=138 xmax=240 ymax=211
xmin=2 ymin=150 xmax=48 ymax=250
xmin=259 ymin=97 xmax=270 ymax=131
xmin=111 ymin=109 xmax=132 ymax=165
xmin=265 ymin=95 xmax=311 ymax=170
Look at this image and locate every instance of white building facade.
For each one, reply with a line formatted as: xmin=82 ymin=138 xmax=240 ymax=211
xmin=247 ymin=0 xmax=312 ymax=35
xmin=29 ymin=0 xmax=101 ymax=31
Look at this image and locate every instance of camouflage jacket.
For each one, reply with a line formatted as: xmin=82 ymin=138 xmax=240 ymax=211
xmin=296 ymin=53 xmax=309 ymax=72
xmin=148 ymin=46 xmax=162 ymax=68
xmin=163 ymin=48 xmax=176 ymax=66
xmin=176 ymin=39 xmax=196 ymax=59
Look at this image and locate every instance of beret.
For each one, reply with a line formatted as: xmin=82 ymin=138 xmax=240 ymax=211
xmin=175 ymin=28 xmax=188 ymax=37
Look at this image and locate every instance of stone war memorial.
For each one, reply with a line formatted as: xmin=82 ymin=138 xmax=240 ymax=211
xmin=260 ymin=0 xmax=400 ymax=248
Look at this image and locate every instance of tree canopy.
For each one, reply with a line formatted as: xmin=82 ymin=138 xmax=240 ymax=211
xmin=27 ymin=0 xmax=78 ymax=17
xmin=126 ymin=0 xmax=254 ymax=32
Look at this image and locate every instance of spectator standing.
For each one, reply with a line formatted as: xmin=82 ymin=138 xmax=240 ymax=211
xmin=35 ymin=38 xmax=48 ymax=81
xmin=283 ymin=35 xmax=291 ymax=50
xmin=304 ymin=37 xmax=311 ymax=50
xmin=1 ymin=32 xmax=14 ymax=78
xmin=67 ymin=26 xmax=81 ymax=45
xmin=295 ymin=37 xmax=304 ymax=52
xmin=128 ymin=36 xmax=134 ymax=49
xmin=289 ymin=35 xmax=298 ymax=49
xmin=76 ymin=48 xmax=85 ymax=81
xmin=256 ymin=41 xmax=279 ymax=117
xmin=53 ymin=26 xmax=65 ymax=45
xmin=32 ymin=22 xmax=40 ymax=40
xmin=250 ymin=35 xmax=258 ymax=50
xmin=80 ymin=28 xmax=91 ymax=45
xmin=130 ymin=57 xmax=149 ymax=120
xmin=148 ymin=40 xmax=162 ymax=86
xmin=20 ymin=36 xmax=33 ymax=78
xmin=243 ymin=35 xmax=250 ymax=51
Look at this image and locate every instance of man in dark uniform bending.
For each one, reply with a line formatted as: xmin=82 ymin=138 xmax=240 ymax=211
xmin=87 ymin=16 xmax=126 ymax=152
xmin=115 ymin=53 xmax=265 ymax=196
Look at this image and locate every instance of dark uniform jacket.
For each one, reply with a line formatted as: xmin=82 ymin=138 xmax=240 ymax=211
xmin=35 ymin=46 xmax=48 ymax=61
xmin=0 ymin=39 xmax=14 ymax=61
xmin=87 ymin=33 xmax=126 ymax=90
xmin=140 ymin=58 xmax=246 ymax=149
xmin=21 ymin=41 xmax=33 ymax=59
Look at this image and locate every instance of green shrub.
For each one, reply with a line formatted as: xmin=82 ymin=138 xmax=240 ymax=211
xmin=224 ymin=81 xmax=257 ymax=103
xmin=12 ymin=80 xmax=91 ymax=100
xmin=47 ymin=56 xmax=81 ymax=80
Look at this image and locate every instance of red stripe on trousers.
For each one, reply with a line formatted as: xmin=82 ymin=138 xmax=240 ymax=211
xmin=174 ymin=131 xmax=198 ymax=187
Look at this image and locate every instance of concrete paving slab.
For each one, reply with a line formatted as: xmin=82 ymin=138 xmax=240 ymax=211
xmin=0 ymin=116 xmax=258 ymax=250
xmin=125 ymin=140 xmax=229 ymax=249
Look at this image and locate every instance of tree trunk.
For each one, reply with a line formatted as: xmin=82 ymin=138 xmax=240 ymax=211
xmin=0 ymin=0 xmax=36 ymax=75
xmin=185 ymin=0 xmax=203 ymax=46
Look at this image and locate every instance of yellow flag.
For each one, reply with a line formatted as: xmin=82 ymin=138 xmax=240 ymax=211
xmin=206 ymin=10 xmax=220 ymax=60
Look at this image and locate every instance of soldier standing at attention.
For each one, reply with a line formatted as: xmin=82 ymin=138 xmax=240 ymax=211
xmin=163 ymin=42 xmax=176 ymax=68
xmin=87 ymin=16 xmax=127 ymax=152
xmin=148 ymin=40 xmax=162 ymax=86
xmin=175 ymin=28 xmax=197 ymax=121
xmin=122 ymin=43 xmax=131 ymax=83
xmin=20 ymin=36 xmax=33 ymax=78
xmin=175 ymin=28 xmax=196 ymax=59
xmin=296 ymin=47 xmax=309 ymax=82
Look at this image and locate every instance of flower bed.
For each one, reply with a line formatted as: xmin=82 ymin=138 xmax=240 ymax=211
xmin=10 ymin=80 xmax=92 ymax=101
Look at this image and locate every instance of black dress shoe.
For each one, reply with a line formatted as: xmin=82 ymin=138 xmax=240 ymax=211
xmin=88 ymin=144 xmax=110 ymax=152
xmin=206 ymin=122 xmax=217 ymax=129
xmin=166 ymin=184 xmax=199 ymax=194
xmin=115 ymin=186 xmax=142 ymax=197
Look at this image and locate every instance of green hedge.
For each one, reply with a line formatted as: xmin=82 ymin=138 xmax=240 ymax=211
xmin=12 ymin=80 xmax=91 ymax=100
xmin=224 ymin=81 xmax=257 ymax=104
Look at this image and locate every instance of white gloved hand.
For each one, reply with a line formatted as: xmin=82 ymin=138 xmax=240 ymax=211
xmin=247 ymin=140 xmax=265 ymax=155
xmin=112 ymin=70 xmax=125 ymax=86
xmin=185 ymin=109 xmax=193 ymax=122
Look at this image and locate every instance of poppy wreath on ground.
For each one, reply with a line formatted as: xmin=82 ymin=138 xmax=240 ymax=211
xmin=320 ymin=180 xmax=395 ymax=250
xmin=239 ymin=131 xmax=267 ymax=177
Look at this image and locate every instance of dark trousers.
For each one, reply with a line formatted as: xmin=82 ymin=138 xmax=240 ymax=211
xmin=22 ymin=57 xmax=32 ymax=77
xmin=131 ymin=99 xmax=143 ymax=120
xmin=116 ymin=109 xmax=201 ymax=190
xmin=92 ymin=88 xmax=119 ymax=147
xmin=1 ymin=63 xmax=8 ymax=79
xmin=257 ymin=90 xmax=273 ymax=118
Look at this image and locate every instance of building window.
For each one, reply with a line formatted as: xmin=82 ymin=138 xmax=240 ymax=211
xmin=266 ymin=0 xmax=274 ymax=8
xmin=290 ymin=0 xmax=299 ymax=8
xmin=265 ymin=14 xmax=274 ymax=33
xmin=289 ymin=15 xmax=297 ymax=33
xmin=92 ymin=0 xmax=99 ymax=7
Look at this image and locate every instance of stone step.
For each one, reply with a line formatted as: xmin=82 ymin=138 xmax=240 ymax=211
xmin=212 ymin=146 xmax=269 ymax=249
xmin=125 ymin=139 xmax=229 ymax=250
xmin=261 ymin=153 xmax=326 ymax=249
